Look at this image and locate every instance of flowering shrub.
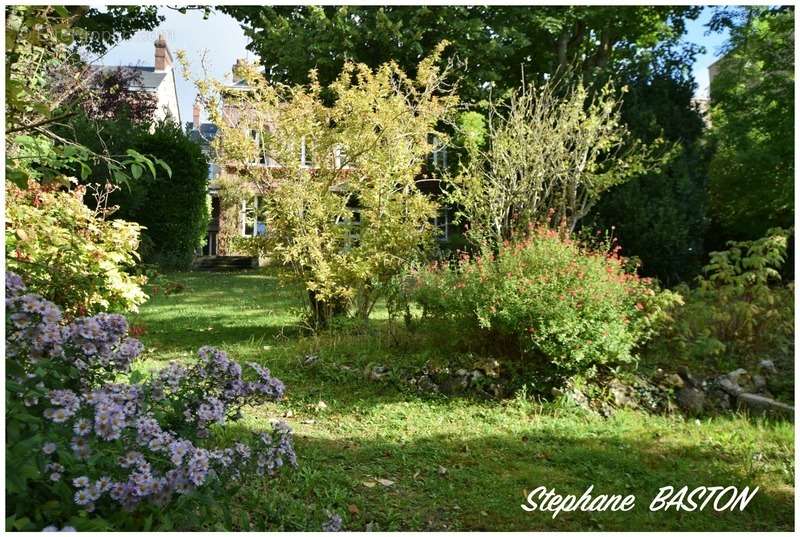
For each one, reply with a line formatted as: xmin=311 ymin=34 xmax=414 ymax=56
xmin=6 ymin=272 xmax=296 ymax=531
xmin=408 ymin=228 xmax=681 ymax=374
xmin=5 ymin=181 xmax=147 ymax=317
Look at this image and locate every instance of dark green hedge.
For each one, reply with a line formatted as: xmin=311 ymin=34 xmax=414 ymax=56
xmin=128 ymin=121 xmax=210 ymax=269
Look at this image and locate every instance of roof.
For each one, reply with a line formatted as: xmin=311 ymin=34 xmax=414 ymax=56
xmin=92 ymin=65 xmax=166 ymax=90
xmin=186 ymin=122 xmax=219 ymax=146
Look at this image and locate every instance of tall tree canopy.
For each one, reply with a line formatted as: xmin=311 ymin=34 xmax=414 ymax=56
xmin=706 ymin=6 xmax=794 ymax=244
xmin=589 ymin=50 xmax=709 ymax=285
xmin=221 ymin=6 xmax=700 ymax=104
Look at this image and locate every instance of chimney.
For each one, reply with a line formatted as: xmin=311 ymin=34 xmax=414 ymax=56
xmin=231 ymin=58 xmax=246 ymax=84
xmin=192 ymin=97 xmax=202 ymax=130
xmin=154 ymin=33 xmax=172 ymax=72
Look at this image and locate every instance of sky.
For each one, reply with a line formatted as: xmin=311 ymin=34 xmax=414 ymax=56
xmin=97 ymin=6 xmax=730 ymax=125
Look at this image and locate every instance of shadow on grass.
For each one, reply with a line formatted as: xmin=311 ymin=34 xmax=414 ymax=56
xmin=219 ymin=427 xmax=794 ymax=531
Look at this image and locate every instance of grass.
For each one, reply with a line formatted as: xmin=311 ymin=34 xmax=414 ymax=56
xmin=129 ymin=268 xmax=795 ymax=531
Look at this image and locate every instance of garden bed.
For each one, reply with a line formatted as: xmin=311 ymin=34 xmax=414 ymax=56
xmin=127 ymin=269 xmax=794 ymax=531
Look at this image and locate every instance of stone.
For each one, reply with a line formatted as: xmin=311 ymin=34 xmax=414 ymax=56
xmin=455 ymin=369 xmax=468 ymax=377
xmin=752 ymin=374 xmax=767 ymax=393
xmin=439 ymin=375 xmax=468 ymax=395
xmin=736 ymin=393 xmax=794 ymax=419
xmin=417 ymin=375 xmax=439 ymax=393
xmin=726 ymin=368 xmax=756 ymax=393
xmin=609 ymin=379 xmax=637 ymax=408
xmin=677 ymin=366 xmax=699 ymax=389
xmin=468 ymin=370 xmax=485 ymax=385
xmin=705 ymin=388 xmax=732 ymax=411
xmin=368 ymin=365 xmax=390 ymax=381
xmin=676 ymin=387 xmax=705 ymax=415
xmin=717 ymin=376 xmax=743 ymax=396
xmin=662 ymin=373 xmax=685 ymax=389
xmin=758 ymin=359 xmax=777 ymax=375
xmin=474 ymin=359 xmax=501 ymax=378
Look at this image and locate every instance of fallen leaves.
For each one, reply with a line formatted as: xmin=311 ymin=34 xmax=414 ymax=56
xmin=362 ymin=477 xmax=395 ymax=488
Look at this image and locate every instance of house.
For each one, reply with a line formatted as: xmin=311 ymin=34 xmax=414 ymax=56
xmin=94 ymin=34 xmax=181 ymax=124
xmin=191 ymin=60 xmax=453 ymax=261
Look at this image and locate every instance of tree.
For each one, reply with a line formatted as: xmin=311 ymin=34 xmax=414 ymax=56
xmin=80 ymin=67 xmax=159 ymax=123
xmin=5 ymin=6 xmax=158 ymax=187
xmin=221 ymin=6 xmax=700 ymax=104
xmin=588 ymin=53 xmax=709 ymax=285
xmin=186 ymin=45 xmax=458 ymax=323
xmin=448 ymin=75 xmax=655 ymax=249
xmin=706 ymin=6 xmax=794 ymax=244
xmin=70 ymin=6 xmax=164 ymax=54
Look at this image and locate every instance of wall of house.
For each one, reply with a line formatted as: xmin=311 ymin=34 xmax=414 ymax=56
xmin=154 ymin=72 xmax=181 ymax=124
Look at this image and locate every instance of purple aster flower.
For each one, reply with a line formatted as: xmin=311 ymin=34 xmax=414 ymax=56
xmin=322 ymin=513 xmax=343 ymax=532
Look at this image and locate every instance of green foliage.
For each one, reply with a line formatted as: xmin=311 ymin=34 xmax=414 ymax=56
xmin=706 ymin=6 xmax=794 ymax=242
xmin=5 ymin=5 xmax=163 ymax=189
xmin=221 ymin=6 xmax=700 ymax=105
xmin=64 ymin=115 xmax=208 ymax=270
xmin=656 ymin=228 xmax=794 ymax=367
xmin=407 ymin=229 xmax=681 ymax=374
xmin=70 ymin=6 xmax=164 ymax=54
xmin=5 ymin=181 xmax=147 ymax=316
xmin=448 ymin=76 xmax=658 ymax=249
xmin=125 ymin=121 xmax=209 ymax=269
xmin=589 ymin=63 xmax=709 ymax=285
xmin=188 ymin=45 xmax=458 ymax=323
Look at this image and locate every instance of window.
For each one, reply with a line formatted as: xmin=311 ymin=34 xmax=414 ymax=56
xmin=334 ymin=208 xmax=361 ymax=250
xmin=240 ymin=196 xmax=267 ymax=237
xmin=247 ymin=128 xmax=275 ymax=166
xmin=433 ymin=207 xmax=449 ymax=241
xmin=428 ymin=133 xmax=448 ymax=169
xmin=300 ymin=136 xmax=314 ymax=167
xmin=334 ymin=145 xmax=348 ymax=169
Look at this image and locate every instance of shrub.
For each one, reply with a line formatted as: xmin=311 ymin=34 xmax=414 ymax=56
xmin=191 ymin=45 xmax=457 ymax=324
xmin=656 ymin=228 xmax=794 ymax=369
xmin=408 ymin=227 xmax=680 ymax=374
xmin=5 ymin=272 xmax=295 ymax=531
xmin=5 ymin=181 xmax=147 ymax=317
xmin=124 ymin=120 xmax=210 ymax=270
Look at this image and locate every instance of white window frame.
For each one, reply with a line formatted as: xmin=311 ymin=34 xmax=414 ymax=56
xmin=433 ymin=207 xmax=449 ymax=241
xmin=428 ymin=133 xmax=448 ymax=169
xmin=240 ymin=196 xmax=267 ymax=237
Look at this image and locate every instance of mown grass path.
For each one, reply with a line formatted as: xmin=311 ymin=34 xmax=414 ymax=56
xmin=130 ymin=269 xmax=794 ymax=531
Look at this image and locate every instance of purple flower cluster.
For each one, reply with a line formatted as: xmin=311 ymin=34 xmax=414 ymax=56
xmin=44 ymin=390 xmax=81 ymax=424
xmin=8 ymin=272 xmax=298 ymax=522
xmin=6 ymin=280 xmax=65 ymax=361
xmin=156 ymin=346 xmax=287 ymax=437
xmin=87 ymin=384 xmax=140 ymax=442
xmin=322 ymin=512 xmax=343 ymax=532
xmin=6 ymin=272 xmax=143 ymax=374
xmin=66 ymin=314 xmax=143 ymax=371
xmin=256 ymin=422 xmax=297 ymax=475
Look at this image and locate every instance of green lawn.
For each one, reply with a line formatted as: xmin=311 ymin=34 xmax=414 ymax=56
xmin=129 ymin=269 xmax=794 ymax=531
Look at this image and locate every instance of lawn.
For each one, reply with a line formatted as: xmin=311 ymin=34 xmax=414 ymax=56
xmin=129 ymin=268 xmax=795 ymax=531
